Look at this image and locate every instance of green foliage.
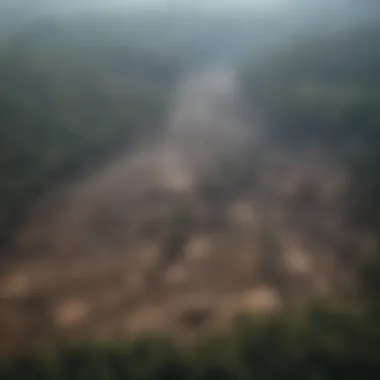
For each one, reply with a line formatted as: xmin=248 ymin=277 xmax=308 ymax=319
xmin=241 ymin=24 xmax=380 ymax=232
xmin=242 ymin=25 xmax=380 ymax=148
xmin=0 ymin=20 xmax=179 ymax=244
xmin=1 ymin=306 xmax=379 ymax=380
xmin=240 ymin=24 xmax=380 ymax=336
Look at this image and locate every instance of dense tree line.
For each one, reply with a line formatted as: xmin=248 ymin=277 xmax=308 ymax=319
xmin=0 ymin=302 xmax=379 ymax=380
xmin=241 ymin=24 xmax=380 ymax=234
xmin=0 ymin=19 xmax=179 ymax=244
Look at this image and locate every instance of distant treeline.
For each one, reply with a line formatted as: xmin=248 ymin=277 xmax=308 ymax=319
xmin=0 ymin=19 xmax=180 ymax=244
xmin=241 ymin=24 xmax=380 ymax=233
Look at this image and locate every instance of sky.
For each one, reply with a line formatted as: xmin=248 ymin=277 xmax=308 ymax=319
xmin=0 ymin=1 xmax=350 ymax=19
xmin=1 ymin=0 xmax=293 ymax=14
xmin=45 ymin=0 xmax=289 ymax=9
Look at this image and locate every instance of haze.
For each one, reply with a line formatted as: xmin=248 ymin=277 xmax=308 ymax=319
xmin=0 ymin=1 xmax=379 ymax=377
xmin=0 ymin=0 xmax=328 ymax=15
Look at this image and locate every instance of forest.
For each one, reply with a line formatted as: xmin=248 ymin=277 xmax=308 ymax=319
xmin=0 ymin=16 xmax=180 ymax=244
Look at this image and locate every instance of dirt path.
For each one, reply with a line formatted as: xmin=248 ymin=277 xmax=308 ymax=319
xmin=0 ymin=67 xmax=374 ymax=352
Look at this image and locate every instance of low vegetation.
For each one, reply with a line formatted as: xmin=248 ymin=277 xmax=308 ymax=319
xmin=1 ymin=300 xmax=379 ymax=380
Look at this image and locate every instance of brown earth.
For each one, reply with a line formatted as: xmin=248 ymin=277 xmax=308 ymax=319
xmin=0 ymin=68 xmax=376 ymax=354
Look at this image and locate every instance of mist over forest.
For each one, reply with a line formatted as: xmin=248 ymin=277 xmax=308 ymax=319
xmin=0 ymin=0 xmax=379 ymax=378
